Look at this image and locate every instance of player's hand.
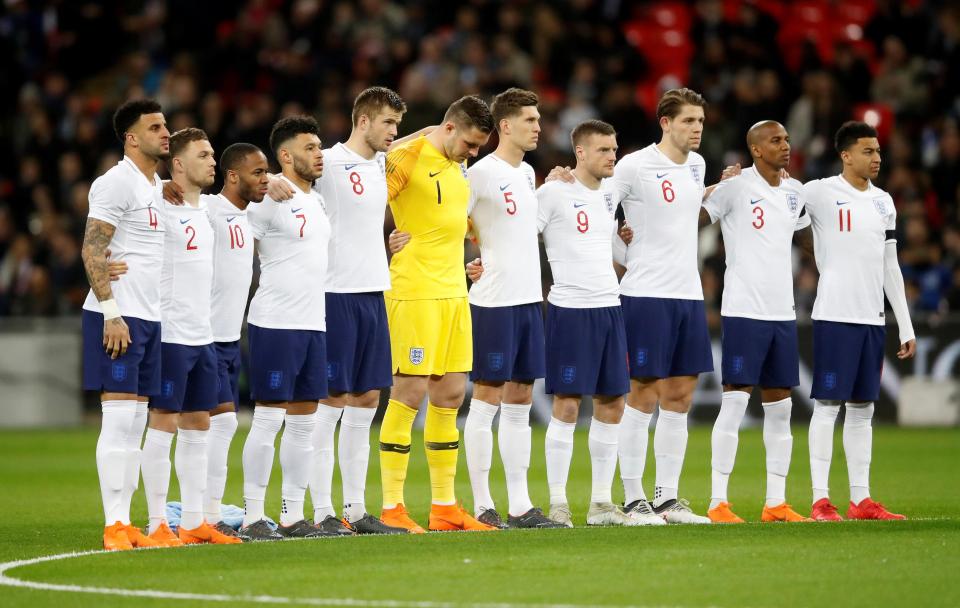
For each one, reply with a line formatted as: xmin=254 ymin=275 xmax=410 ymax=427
xmin=897 ymin=339 xmax=916 ymax=360
xmin=720 ymin=163 xmax=741 ymax=180
xmin=162 ymin=180 xmax=185 ymax=205
xmin=106 ymin=248 xmax=128 ymax=281
xmin=389 ymin=229 xmax=411 ymax=253
xmin=466 ymin=258 xmax=483 ymax=283
xmin=546 ymin=166 xmax=575 ymax=183
xmin=267 ymin=175 xmax=295 ymax=201
xmin=618 ymin=220 xmax=634 ymax=245
xmin=103 ymin=317 xmax=131 ymax=360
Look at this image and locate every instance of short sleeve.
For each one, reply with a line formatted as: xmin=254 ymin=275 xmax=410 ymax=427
xmin=535 ymin=185 xmax=551 ymax=233
xmin=247 ymin=195 xmax=279 ymax=240
xmin=87 ymin=174 xmax=126 ymax=227
xmin=385 ymin=141 xmax=419 ymax=201
xmin=610 ymin=155 xmax=637 ymax=205
xmin=701 ymin=177 xmax=734 ymax=224
xmin=795 ymin=204 xmax=811 ymax=230
xmin=885 ymin=196 xmax=897 ymax=238
xmin=800 ymin=181 xmax=819 ymax=220
xmin=466 ymin=166 xmax=481 ymax=216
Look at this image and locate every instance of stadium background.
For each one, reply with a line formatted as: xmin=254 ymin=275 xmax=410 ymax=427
xmin=1 ymin=0 xmax=958 ymax=423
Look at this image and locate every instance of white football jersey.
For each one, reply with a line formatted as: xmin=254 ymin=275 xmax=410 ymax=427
xmin=315 ymin=142 xmax=390 ymax=293
xmin=205 ymin=193 xmax=254 ymax=342
xmin=82 ymin=156 xmax=165 ymax=322
xmin=247 ymin=175 xmax=330 ymax=331
xmin=612 ymin=144 xmax=706 ymax=300
xmin=804 ymin=175 xmax=896 ymax=326
xmin=703 ymin=165 xmax=810 ymax=320
xmin=467 ymin=153 xmax=542 ymax=307
xmin=159 ymin=199 xmax=215 ymax=345
xmin=537 ymin=178 xmax=620 ymax=308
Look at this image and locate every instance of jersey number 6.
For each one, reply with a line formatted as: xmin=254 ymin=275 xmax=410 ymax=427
xmin=661 ymin=180 xmax=675 ymax=203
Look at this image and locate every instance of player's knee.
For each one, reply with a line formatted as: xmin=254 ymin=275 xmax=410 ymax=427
xmin=502 ymin=381 xmax=533 ymax=404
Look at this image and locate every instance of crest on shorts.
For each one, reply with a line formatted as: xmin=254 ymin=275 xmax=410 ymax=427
xmin=111 ymin=362 xmax=127 ymax=382
xmin=488 ymin=352 xmax=504 ymax=372
xmin=561 ymin=365 xmax=576 ymax=384
xmin=409 ymin=347 xmax=424 ymax=365
xmin=786 ymin=194 xmax=799 ymax=214
xmin=731 ymin=356 xmax=744 ymax=375
xmin=823 ymin=372 xmax=837 ymax=390
xmin=872 ymin=197 xmax=888 ymax=216
xmin=162 ymin=380 xmax=174 ymax=398
xmin=604 ymin=192 xmax=614 ymax=214
xmin=269 ymin=370 xmax=283 ymax=390
xmin=635 ymin=349 xmax=648 ymax=367
xmin=327 ymin=362 xmax=340 ymax=381
xmin=689 ymin=165 xmax=701 ymax=184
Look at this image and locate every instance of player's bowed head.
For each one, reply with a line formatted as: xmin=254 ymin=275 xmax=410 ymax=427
xmin=428 ymin=95 xmax=494 ymax=163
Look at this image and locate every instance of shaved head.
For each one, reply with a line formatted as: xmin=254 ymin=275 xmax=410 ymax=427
xmin=747 ymin=120 xmax=791 ymax=171
xmin=746 ymin=120 xmax=784 ymax=147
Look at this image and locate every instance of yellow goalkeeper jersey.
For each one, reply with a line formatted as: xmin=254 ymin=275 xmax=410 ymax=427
xmin=385 ymin=136 xmax=470 ymax=300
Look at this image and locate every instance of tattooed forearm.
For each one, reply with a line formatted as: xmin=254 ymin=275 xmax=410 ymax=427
xmin=81 ymin=218 xmax=117 ymax=302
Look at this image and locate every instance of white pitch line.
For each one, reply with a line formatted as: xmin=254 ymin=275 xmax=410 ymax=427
xmin=0 ymin=549 xmax=684 ymax=608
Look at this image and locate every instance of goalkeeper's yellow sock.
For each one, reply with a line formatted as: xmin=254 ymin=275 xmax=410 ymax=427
xmin=424 ymin=403 xmax=459 ymax=505
xmin=379 ymin=399 xmax=417 ymax=509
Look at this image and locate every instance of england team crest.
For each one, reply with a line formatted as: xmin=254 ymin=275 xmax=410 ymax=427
xmin=872 ymin=197 xmax=888 ymax=216
xmin=409 ymin=347 xmax=424 ymax=365
xmin=269 ymin=370 xmax=283 ymax=390
xmin=487 ymin=352 xmax=504 ymax=372
xmin=111 ymin=362 xmax=127 ymax=382
xmin=526 ymin=174 xmax=535 ymax=192
xmin=561 ymin=365 xmax=576 ymax=384
xmin=689 ymin=165 xmax=701 ymax=184
xmin=786 ymin=194 xmax=799 ymax=214
xmin=823 ymin=372 xmax=837 ymax=390
xmin=604 ymin=192 xmax=614 ymax=214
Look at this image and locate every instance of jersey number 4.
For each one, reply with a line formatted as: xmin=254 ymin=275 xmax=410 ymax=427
xmin=147 ymin=207 xmax=159 ymax=229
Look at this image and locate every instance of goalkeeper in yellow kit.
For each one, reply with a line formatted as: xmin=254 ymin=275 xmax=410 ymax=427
xmin=379 ymin=96 xmax=496 ymax=532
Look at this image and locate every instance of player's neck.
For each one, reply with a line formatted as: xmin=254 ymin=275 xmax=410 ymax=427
xmin=344 ymin=134 xmax=377 ymax=160
xmin=173 ymin=176 xmax=201 ymax=207
xmin=425 ymin=129 xmax=450 ymax=159
xmin=220 ymin=188 xmax=249 ymax=210
xmin=281 ymin=169 xmax=312 ymax=193
xmin=841 ymin=170 xmax=870 ymax=192
xmin=755 ymin=162 xmax=781 ymax=187
xmin=573 ymin=166 xmax=601 ymax=190
xmin=656 ymin=140 xmax=688 ymax=165
xmin=125 ymin=148 xmax=160 ymax=181
xmin=493 ymin=143 xmax=524 ymax=167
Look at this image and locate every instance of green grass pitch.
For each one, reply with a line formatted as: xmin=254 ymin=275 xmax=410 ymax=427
xmin=0 ymin=425 xmax=957 ymax=607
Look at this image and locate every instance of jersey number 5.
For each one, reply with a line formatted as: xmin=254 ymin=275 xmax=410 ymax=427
xmin=503 ymin=191 xmax=516 ymax=215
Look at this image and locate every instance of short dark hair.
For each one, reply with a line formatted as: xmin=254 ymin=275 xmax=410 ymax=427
xmin=220 ymin=142 xmax=263 ymax=176
xmin=571 ymin=120 xmax=616 ymax=148
xmin=113 ymin=99 xmax=163 ymax=142
xmin=835 ymin=121 xmax=879 ymax=153
xmin=491 ymin=88 xmax=539 ymax=132
xmin=168 ymin=127 xmax=209 ymax=159
xmin=656 ymin=88 xmax=706 ymax=120
xmin=269 ymin=115 xmax=320 ymax=157
xmin=352 ymin=87 xmax=406 ymax=127
xmin=443 ymin=95 xmax=494 ymax=134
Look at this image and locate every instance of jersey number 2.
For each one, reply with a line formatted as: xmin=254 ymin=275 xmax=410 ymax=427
xmin=185 ymin=226 xmax=198 ymax=250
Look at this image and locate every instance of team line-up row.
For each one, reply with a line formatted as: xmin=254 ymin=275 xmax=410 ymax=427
xmin=81 ymin=85 xmax=914 ymax=550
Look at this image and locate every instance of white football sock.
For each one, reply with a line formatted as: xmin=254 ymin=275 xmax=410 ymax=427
xmin=809 ymin=400 xmax=840 ymax=503
xmin=175 ymin=428 xmax=209 ymax=531
xmin=465 ymin=399 xmax=499 ymax=515
xmin=710 ymin=391 xmax=749 ymax=509
xmin=339 ymin=406 xmax=377 ymax=523
xmin=653 ymin=409 xmax=688 ymax=507
xmin=588 ymin=418 xmax=620 ymax=504
xmin=499 ymin=403 xmax=534 ymax=517
xmin=97 ymin=400 xmax=137 ymax=526
xmin=844 ymin=402 xmax=874 ymax=505
xmin=309 ymin=404 xmax=341 ymax=523
xmin=280 ymin=412 xmax=316 ymax=526
xmin=545 ymin=417 xmax=576 ymax=505
xmin=119 ymin=401 xmax=147 ymax=525
xmin=141 ymin=427 xmax=174 ymax=534
xmin=762 ymin=398 xmax=793 ymax=507
xmin=241 ymin=406 xmax=284 ymax=527
xmin=618 ymin=405 xmax=652 ymax=505
xmin=204 ymin=411 xmax=238 ymax=523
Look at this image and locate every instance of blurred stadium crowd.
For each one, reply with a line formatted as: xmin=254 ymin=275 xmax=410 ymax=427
xmin=2 ymin=0 xmax=959 ymax=326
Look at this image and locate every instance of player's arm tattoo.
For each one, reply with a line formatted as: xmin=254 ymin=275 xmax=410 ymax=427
xmin=81 ymin=217 xmax=117 ymax=302
xmin=794 ymin=225 xmax=814 ymax=257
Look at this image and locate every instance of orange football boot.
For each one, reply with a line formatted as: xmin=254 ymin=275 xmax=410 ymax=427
xmin=179 ymin=521 xmax=244 ymax=544
xmin=761 ymin=503 xmax=813 ymax=522
xmin=123 ymin=523 xmax=162 ymax=548
xmin=847 ymin=498 xmax=906 ymax=521
xmin=381 ymin=504 xmax=426 ymax=534
xmin=148 ymin=521 xmax=184 ymax=547
xmin=428 ymin=503 xmax=497 ymax=532
xmin=707 ymin=502 xmax=745 ymax=523
xmin=103 ymin=521 xmax=133 ymax=551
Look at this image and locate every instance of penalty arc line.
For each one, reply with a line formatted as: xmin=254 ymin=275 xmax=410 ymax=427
xmin=0 ymin=549 xmax=680 ymax=608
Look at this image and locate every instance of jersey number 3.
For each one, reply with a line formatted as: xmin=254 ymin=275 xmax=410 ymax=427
xmin=752 ymin=206 xmax=764 ymax=229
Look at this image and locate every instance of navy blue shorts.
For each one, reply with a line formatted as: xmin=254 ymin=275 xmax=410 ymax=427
xmin=811 ymin=320 xmax=885 ymax=402
xmin=82 ymin=310 xmax=162 ymax=397
xmin=249 ymin=324 xmax=328 ymax=402
xmin=215 ymin=340 xmax=242 ymax=408
xmin=325 ymin=292 xmax=392 ymax=394
xmin=720 ymin=316 xmax=799 ymax=388
xmin=545 ymin=304 xmax=629 ymax=397
xmin=621 ymin=296 xmax=714 ymax=379
xmin=470 ymin=303 xmax=546 ymax=383
xmin=150 ymin=342 xmax=219 ymax=412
